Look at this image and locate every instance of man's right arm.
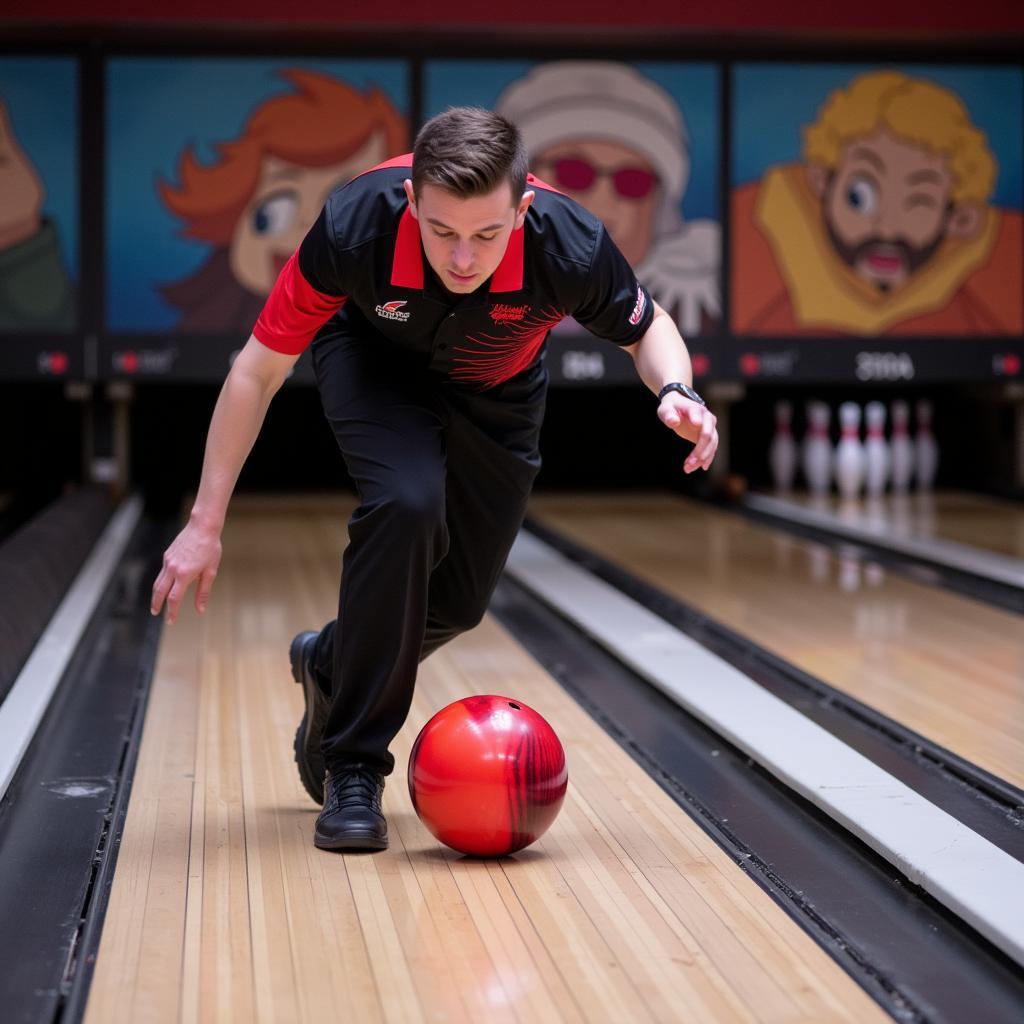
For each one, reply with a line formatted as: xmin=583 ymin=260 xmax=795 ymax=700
xmin=150 ymin=335 xmax=300 ymax=623
xmin=151 ymin=197 xmax=349 ymax=623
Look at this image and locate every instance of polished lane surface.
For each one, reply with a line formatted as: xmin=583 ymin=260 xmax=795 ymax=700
xmin=529 ymin=492 xmax=1024 ymax=790
xmin=778 ymin=490 xmax=1024 ymax=559
xmin=84 ymin=495 xmax=883 ymax=1024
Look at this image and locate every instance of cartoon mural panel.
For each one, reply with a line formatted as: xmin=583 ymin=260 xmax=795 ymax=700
xmin=0 ymin=58 xmax=78 ymax=332
xmin=732 ymin=65 xmax=1024 ymax=336
xmin=426 ymin=60 xmax=720 ymax=337
xmin=107 ymin=59 xmax=409 ymax=333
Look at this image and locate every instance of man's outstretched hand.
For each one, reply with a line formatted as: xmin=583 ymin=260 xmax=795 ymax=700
xmin=658 ymin=394 xmax=718 ymax=474
xmin=151 ymin=520 xmax=223 ymax=625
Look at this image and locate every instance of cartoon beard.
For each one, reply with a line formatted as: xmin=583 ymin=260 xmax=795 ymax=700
xmin=823 ymin=184 xmax=950 ymax=294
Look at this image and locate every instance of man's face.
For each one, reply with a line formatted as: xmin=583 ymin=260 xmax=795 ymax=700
xmin=405 ymin=179 xmax=533 ymax=295
xmin=532 ymin=139 xmax=659 ymax=267
xmin=230 ymin=131 xmax=388 ymax=295
xmin=813 ymin=128 xmax=979 ymax=292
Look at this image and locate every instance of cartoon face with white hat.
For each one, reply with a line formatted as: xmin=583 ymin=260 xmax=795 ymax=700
xmin=496 ymin=62 xmax=720 ymax=336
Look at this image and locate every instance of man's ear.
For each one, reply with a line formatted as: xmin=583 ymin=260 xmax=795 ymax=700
xmin=403 ymin=178 xmax=418 ymax=218
xmin=804 ymin=163 xmax=830 ymax=199
xmin=947 ymin=202 xmax=983 ymax=241
xmin=514 ymin=189 xmax=535 ymax=230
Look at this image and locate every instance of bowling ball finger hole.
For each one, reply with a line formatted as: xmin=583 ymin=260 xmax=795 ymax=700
xmin=508 ymin=702 xmax=521 ymax=710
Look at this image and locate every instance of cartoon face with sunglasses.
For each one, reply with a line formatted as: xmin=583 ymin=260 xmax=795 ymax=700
xmin=498 ymin=61 xmax=721 ymax=337
xmin=532 ymin=138 xmax=661 ymax=267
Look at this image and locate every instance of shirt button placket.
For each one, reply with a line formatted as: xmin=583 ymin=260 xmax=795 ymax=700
xmin=433 ymin=311 xmax=457 ymax=372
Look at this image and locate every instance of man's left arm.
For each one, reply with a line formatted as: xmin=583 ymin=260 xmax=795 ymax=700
xmin=623 ymin=301 xmax=718 ymax=474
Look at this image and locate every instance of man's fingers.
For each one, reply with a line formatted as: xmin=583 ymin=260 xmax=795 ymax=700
xmin=195 ymin=569 xmax=217 ymax=614
xmin=691 ymin=414 xmax=717 ymax=462
xmin=700 ymin=433 xmax=719 ymax=470
xmin=151 ymin=568 xmax=169 ymax=615
xmin=660 ymin=399 xmax=718 ymax=473
xmin=160 ymin=562 xmax=198 ymax=624
xmin=679 ymin=410 xmax=718 ymax=473
xmin=165 ymin=577 xmax=188 ymax=624
xmin=699 ymin=418 xmax=720 ymax=470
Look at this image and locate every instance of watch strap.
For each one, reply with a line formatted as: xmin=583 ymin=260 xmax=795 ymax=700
xmin=657 ymin=381 xmax=705 ymax=406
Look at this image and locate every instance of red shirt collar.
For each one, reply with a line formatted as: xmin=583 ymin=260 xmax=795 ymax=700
xmin=391 ymin=206 xmax=426 ymax=289
xmin=390 ymin=207 xmax=526 ymax=294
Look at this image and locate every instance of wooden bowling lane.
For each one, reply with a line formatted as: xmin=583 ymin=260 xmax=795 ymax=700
xmin=925 ymin=492 xmax=1024 ymax=557
xmin=784 ymin=490 xmax=1024 ymax=559
xmin=84 ymin=494 xmax=885 ymax=1024
xmin=527 ymin=492 xmax=1024 ymax=790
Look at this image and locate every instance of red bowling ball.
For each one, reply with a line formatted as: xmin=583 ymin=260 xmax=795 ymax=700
xmin=408 ymin=695 xmax=568 ymax=857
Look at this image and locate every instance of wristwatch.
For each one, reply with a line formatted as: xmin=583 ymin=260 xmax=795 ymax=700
xmin=657 ymin=381 xmax=706 ymax=407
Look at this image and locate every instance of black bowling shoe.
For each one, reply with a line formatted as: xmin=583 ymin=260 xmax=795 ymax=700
xmin=314 ymin=767 xmax=388 ymax=851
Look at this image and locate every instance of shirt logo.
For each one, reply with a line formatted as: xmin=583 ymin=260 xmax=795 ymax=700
xmin=628 ymin=285 xmax=646 ymax=326
xmin=376 ymin=300 xmax=411 ymax=322
xmin=489 ymin=303 xmax=531 ymax=324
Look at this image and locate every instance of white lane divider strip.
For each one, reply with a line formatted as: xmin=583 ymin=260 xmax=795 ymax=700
xmin=745 ymin=492 xmax=1024 ymax=589
xmin=0 ymin=496 xmax=143 ymax=801
xmin=506 ymin=529 xmax=1024 ymax=967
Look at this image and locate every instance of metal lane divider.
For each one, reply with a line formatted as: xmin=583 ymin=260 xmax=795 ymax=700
xmin=0 ymin=496 xmax=143 ymax=801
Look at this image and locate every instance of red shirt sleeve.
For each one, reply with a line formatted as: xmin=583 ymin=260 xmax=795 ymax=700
xmin=252 ymin=251 xmax=347 ymax=355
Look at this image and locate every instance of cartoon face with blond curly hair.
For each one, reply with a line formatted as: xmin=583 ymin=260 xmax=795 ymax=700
xmin=733 ymin=67 xmax=1021 ymax=336
xmin=159 ymin=69 xmax=407 ymax=331
xmin=801 ymin=71 xmax=993 ymax=294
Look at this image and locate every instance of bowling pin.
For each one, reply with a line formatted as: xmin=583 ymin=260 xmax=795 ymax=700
xmin=890 ymin=400 xmax=914 ymax=492
xmin=864 ymin=401 xmax=890 ymax=497
xmin=770 ymin=400 xmax=797 ymax=492
xmin=835 ymin=402 xmax=866 ymax=500
xmin=802 ymin=401 xmax=833 ymax=496
xmin=915 ymin=399 xmax=939 ymax=490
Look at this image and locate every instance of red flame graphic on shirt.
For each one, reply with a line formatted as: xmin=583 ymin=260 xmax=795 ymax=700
xmin=452 ymin=305 xmax=565 ymax=389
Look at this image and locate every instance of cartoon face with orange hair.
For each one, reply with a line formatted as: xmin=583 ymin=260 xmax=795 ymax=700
xmin=159 ymin=69 xmax=407 ymax=331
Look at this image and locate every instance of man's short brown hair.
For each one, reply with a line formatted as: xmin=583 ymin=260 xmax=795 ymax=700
xmin=412 ymin=107 xmax=528 ymax=205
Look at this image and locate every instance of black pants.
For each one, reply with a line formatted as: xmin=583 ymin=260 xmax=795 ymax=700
xmin=308 ymin=329 xmax=546 ymax=776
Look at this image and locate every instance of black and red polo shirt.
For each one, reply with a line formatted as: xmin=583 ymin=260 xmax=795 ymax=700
xmin=253 ymin=155 xmax=654 ymax=390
